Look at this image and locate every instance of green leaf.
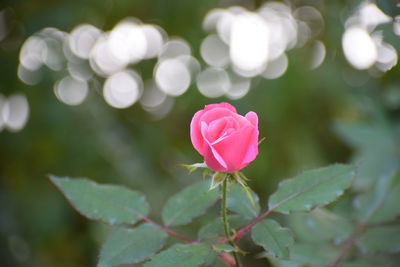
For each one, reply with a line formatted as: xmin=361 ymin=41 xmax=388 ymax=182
xmin=98 ymin=223 xmax=167 ymax=267
xmin=333 ymin=121 xmax=395 ymax=151
xmin=227 ymin=183 xmax=260 ymax=219
xmin=144 ymin=244 xmax=215 ymax=267
xmin=288 ymin=208 xmax=353 ymax=244
xmin=49 ymin=175 xmax=149 ymax=225
xmin=357 ymin=226 xmax=400 ymax=253
xmin=268 ymin=164 xmax=355 ymax=214
xmin=197 ymin=215 xmax=248 ymax=242
xmin=370 ymin=181 xmax=400 ymax=222
xmin=162 ymin=180 xmax=219 ymax=226
xmin=290 ymin=243 xmax=338 ymax=266
xmin=338 ymin=261 xmax=375 ymax=267
xmin=263 ymin=255 xmax=302 ymax=267
xmin=333 ymin=121 xmax=399 ymax=191
xmin=354 ymin=171 xmax=400 ymax=223
xmin=251 ymin=219 xmax=294 ymax=259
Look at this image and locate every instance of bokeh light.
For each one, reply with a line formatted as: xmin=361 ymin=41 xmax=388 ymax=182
xmin=225 ymin=73 xmax=251 ymax=100
xmin=14 ymin=1 xmax=400 ymax=126
xmin=140 ymin=80 xmax=167 ymax=110
xmin=108 ymin=19 xmax=147 ymax=65
xmin=196 ymin=67 xmax=230 ymax=98
xmin=342 ymin=1 xmax=396 ymax=72
xmin=0 ymin=94 xmax=5 ymax=132
xmin=69 ymin=24 xmax=102 ymax=59
xmin=0 ymin=93 xmax=29 ymax=132
xmin=141 ymin=25 xmax=165 ymax=59
xmin=103 ymin=70 xmax=143 ymax=109
xmin=17 ymin=64 xmax=42 ymax=85
xmin=262 ymin=53 xmax=288 ymax=79
xmin=342 ymin=27 xmax=377 ymax=70
xmin=155 ymin=58 xmax=191 ymax=97
xmin=230 ymin=12 xmax=270 ymax=74
xmin=159 ymin=39 xmax=191 ymax=60
xmin=200 ymin=34 xmax=229 ymax=68
xmin=19 ymin=36 xmax=47 ymax=71
xmin=54 ymin=76 xmax=88 ymax=106
xmin=310 ymin=41 xmax=326 ymax=69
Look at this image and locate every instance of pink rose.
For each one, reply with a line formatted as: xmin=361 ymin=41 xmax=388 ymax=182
xmin=190 ymin=102 xmax=259 ymax=173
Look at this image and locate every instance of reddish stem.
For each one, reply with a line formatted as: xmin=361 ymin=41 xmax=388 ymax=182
xmin=141 ymin=207 xmax=276 ymax=267
xmin=142 ymin=217 xmax=196 ymax=243
xmin=219 ymin=253 xmax=236 ymax=267
xmin=326 ymin=223 xmax=366 ymax=267
xmin=215 ymin=208 xmax=274 ymax=245
xmin=141 ymin=216 xmax=242 ymax=266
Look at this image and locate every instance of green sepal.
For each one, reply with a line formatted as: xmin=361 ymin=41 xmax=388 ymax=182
xmin=233 ymin=172 xmax=255 ymax=208
xmin=202 ymin=168 xmax=212 ymax=178
xmin=178 ymin=162 xmax=208 ymax=173
xmin=210 ymin=172 xmax=228 ymax=190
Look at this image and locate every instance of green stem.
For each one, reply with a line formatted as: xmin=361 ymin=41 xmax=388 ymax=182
xmin=221 ymin=177 xmax=242 ymax=267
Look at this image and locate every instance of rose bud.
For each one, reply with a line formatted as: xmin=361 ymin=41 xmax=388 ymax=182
xmin=190 ymin=102 xmax=259 ymax=173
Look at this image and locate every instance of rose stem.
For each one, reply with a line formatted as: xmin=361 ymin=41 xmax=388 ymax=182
xmin=221 ymin=177 xmax=242 ymax=267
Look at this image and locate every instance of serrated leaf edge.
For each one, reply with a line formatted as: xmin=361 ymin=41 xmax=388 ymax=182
xmin=48 ymin=175 xmax=149 ymax=225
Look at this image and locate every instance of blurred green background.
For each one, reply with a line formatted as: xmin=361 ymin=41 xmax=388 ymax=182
xmin=1 ymin=0 xmax=399 ymax=266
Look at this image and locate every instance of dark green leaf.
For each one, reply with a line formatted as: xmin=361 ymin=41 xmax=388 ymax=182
xmin=290 ymin=243 xmax=338 ymax=266
xmin=354 ymin=171 xmax=398 ymax=223
xmin=197 ymin=215 xmax=248 ymax=242
xmin=251 ymin=219 xmax=294 ymax=259
xmin=49 ymin=175 xmax=149 ymax=225
xmin=289 ymin=208 xmax=353 ymax=244
xmin=370 ymin=181 xmax=400 ymax=223
xmin=333 ymin=121 xmax=395 ymax=151
xmin=98 ymin=223 xmax=167 ymax=267
xmin=144 ymin=244 xmax=215 ymax=267
xmin=338 ymin=261 xmax=375 ymax=267
xmin=263 ymin=255 xmax=302 ymax=267
xmin=357 ymin=226 xmax=400 ymax=253
xmin=227 ymin=183 xmax=260 ymax=219
xmin=162 ymin=180 xmax=219 ymax=226
xmin=333 ymin=121 xmax=399 ymax=191
xmin=268 ymin=164 xmax=355 ymax=214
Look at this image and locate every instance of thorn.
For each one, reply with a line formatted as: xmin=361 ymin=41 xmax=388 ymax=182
xmin=258 ymin=137 xmax=266 ymax=146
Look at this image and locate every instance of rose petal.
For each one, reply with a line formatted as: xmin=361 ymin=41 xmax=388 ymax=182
xmin=206 ymin=116 xmax=240 ymax=143
xmin=190 ymin=109 xmax=206 ymax=155
xmin=240 ymin=142 xmax=258 ymax=169
xmin=204 ymin=102 xmax=237 ymax=113
xmin=201 ymin=121 xmax=228 ymax=169
xmin=245 ymin=111 xmax=258 ymax=128
xmin=200 ymin=108 xmax=249 ymax=128
xmin=212 ymin=124 xmax=258 ymax=172
xmin=203 ymin=145 xmax=227 ymax=172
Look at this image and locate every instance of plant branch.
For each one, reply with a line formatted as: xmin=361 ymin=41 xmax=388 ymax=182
xmin=142 ymin=216 xmax=235 ymax=267
xmin=141 ymin=217 xmax=196 ymax=243
xmin=221 ymin=178 xmax=242 ymax=267
xmin=215 ymin=207 xmax=274 ymax=245
xmin=326 ymin=223 xmax=366 ymax=267
xmin=219 ymin=252 xmax=236 ymax=267
xmin=234 ymin=208 xmax=274 ymax=242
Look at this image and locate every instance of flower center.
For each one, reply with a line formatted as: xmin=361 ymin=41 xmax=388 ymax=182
xmin=206 ymin=116 xmax=239 ymax=144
